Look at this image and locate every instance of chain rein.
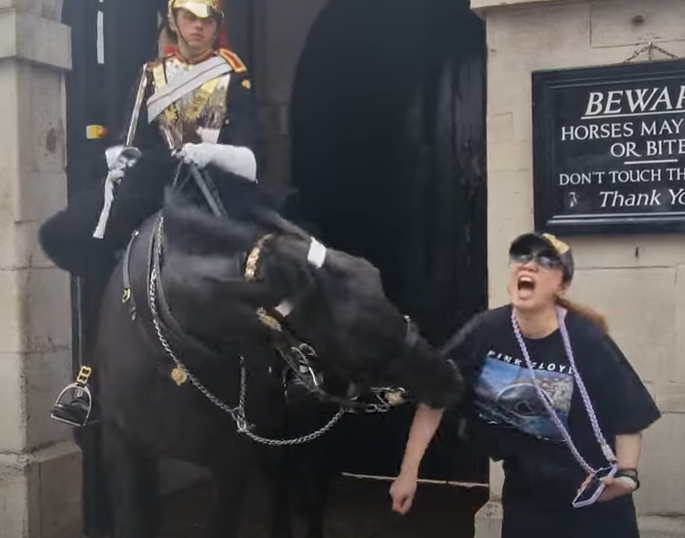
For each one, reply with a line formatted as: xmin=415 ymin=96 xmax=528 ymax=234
xmin=511 ymin=307 xmax=617 ymax=476
xmin=148 ymin=216 xmax=344 ymax=446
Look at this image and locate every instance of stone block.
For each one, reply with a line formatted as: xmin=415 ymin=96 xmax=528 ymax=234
xmin=23 ymin=267 xmax=72 ymax=354
xmin=487 ymin=141 xmax=532 ymax=173
xmin=13 ymin=168 xmax=68 ymax=228
xmin=635 ymin=413 xmax=685 ymax=516
xmin=25 ymin=349 xmax=72 ymax=451
xmin=0 ymin=172 xmax=65 ymax=269
xmin=16 ymin=62 xmax=67 ymax=174
xmin=0 ymin=270 xmax=25 ymax=354
xmin=569 ymin=267 xmax=675 ymax=383
xmin=486 ymin=3 xmax=592 ymax=70
xmin=0 ymin=9 xmax=70 ymax=70
xmin=0 ymin=453 xmax=32 ymax=538
xmin=673 ymin=268 xmax=685 ymax=382
xmin=0 ymin=353 xmax=25 ymax=453
xmin=0 ymin=0 xmax=64 ymax=23
xmin=471 ymin=0 xmax=555 ymax=11
xmin=569 ymin=235 xmax=685 ymax=272
xmin=486 ymin=169 xmax=534 ymax=306
xmin=0 ymin=268 xmax=71 ymax=355
xmin=657 ymin=383 xmax=685 ymax=415
xmin=639 ymin=515 xmax=685 ymax=538
xmin=474 ymin=499 xmax=502 ymax=538
xmin=487 ymin=113 xmax=514 ymax=143
xmin=0 ymin=441 xmax=81 ymax=538
xmin=0 ymin=348 xmax=73 ymax=453
xmin=34 ymin=442 xmax=82 ymax=538
xmin=590 ymin=0 xmax=685 ymax=48
xmin=0 ymin=62 xmax=19 ymax=170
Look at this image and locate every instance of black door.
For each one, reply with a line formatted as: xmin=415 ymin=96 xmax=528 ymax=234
xmin=290 ymin=0 xmax=489 ymax=486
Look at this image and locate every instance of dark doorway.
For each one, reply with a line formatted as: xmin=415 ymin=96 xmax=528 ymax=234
xmin=290 ymin=0 xmax=489 ymax=486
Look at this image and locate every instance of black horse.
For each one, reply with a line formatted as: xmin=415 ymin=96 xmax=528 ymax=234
xmin=40 ymin=158 xmax=462 ymax=538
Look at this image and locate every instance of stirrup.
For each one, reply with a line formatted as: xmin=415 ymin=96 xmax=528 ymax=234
xmin=51 ymin=366 xmax=94 ymax=427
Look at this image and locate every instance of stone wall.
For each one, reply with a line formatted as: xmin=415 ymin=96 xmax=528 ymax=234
xmin=252 ymin=0 xmax=327 ymax=194
xmin=472 ymin=0 xmax=685 ymax=536
xmin=0 ymin=1 xmax=80 ymax=537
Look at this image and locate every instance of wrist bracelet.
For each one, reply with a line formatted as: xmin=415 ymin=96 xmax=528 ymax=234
xmin=615 ymin=470 xmax=640 ymax=491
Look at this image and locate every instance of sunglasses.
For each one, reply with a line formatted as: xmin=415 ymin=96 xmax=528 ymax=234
xmin=509 ymin=250 xmax=563 ymax=270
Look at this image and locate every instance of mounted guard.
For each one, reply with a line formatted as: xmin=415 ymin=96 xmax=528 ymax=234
xmin=45 ymin=0 xmax=264 ymax=427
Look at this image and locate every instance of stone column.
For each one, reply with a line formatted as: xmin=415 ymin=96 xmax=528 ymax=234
xmin=253 ymin=0 xmax=328 ymax=193
xmin=470 ymin=0 xmax=685 ymax=537
xmin=0 ymin=1 xmax=80 ymax=537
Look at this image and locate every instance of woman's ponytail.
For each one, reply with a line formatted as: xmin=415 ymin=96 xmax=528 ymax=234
xmin=556 ymin=297 xmax=608 ymax=333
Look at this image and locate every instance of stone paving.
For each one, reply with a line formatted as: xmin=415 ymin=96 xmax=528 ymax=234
xmin=159 ymin=475 xmax=487 ymax=538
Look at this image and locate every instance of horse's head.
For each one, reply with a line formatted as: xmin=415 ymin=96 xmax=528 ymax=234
xmin=159 ymin=182 xmax=462 ymax=410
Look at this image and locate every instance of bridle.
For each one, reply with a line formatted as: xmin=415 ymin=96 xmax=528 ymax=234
xmin=242 ymin=232 xmax=417 ymax=414
xmin=121 ymin=208 xmax=418 ymax=445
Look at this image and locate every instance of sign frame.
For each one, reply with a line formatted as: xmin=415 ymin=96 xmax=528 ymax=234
xmin=533 ymin=58 xmax=685 ymax=235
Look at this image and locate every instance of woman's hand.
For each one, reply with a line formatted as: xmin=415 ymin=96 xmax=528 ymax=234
xmin=389 ymin=404 xmax=445 ymax=515
xmin=597 ymin=476 xmax=635 ymax=503
xmin=390 ymin=472 xmax=418 ymax=514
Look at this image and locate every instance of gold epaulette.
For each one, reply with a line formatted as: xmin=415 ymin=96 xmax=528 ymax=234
xmin=142 ymin=59 xmax=161 ymax=76
xmin=218 ymin=48 xmax=247 ymax=74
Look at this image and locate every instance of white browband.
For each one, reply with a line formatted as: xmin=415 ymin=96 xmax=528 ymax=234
xmin=272 ymin=239 xmax=326 ymax=320
xmin=307 ymin=238 xmax=327 ymax=269
xmin=274 ymin=300 xmax=294 ymax=318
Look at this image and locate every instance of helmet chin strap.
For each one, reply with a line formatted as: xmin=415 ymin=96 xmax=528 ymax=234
xmin=176 ymin=29 xmax=219 ymax=62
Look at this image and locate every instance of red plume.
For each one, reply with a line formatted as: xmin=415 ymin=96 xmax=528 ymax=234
xmin=217 ymin=0 xmax=230 ymax=48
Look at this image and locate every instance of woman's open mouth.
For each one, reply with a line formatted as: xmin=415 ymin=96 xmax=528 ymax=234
xmin=516 ymin=275 xmax=536 ymax=296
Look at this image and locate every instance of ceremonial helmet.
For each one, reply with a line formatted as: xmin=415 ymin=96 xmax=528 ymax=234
xmin=167 ymin=0 xmax=224 ymax=31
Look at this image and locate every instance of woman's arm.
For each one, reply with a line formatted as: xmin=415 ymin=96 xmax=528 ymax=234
xmin=598 ymin=432 xmax=644 ymax=502
xmin=390 ymin=403 xmax=445 ymax=514
xmin=389 ymin=312 xmax=487 ymax=514
xmin=616 ymin=432 xmax=642 ymax=470
xmin=399 ymin=404 xmax=445 ymax=476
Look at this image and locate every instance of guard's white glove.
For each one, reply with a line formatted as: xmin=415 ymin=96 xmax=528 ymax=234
xmin=177 ymin=143 xmax=257 ymax=182
xmin=105 ymin=145 xmax=141 ymax=180
xmin=92 ymin=145 xmax=142 ymax=239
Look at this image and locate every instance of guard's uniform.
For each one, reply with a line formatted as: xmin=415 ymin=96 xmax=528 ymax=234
xmin=129 ymin=48 xmax=262 ymax=159
xmin=46 ymin=0 xmax=264 ymax=427
xmin=39 ymin=46 xmax=263 ymax=280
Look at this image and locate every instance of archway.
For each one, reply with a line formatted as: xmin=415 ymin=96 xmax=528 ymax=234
xmin=289 ymin=0 xmax=489 ymax=494
xmin=291 ymin=0 xmax=488 ymax=344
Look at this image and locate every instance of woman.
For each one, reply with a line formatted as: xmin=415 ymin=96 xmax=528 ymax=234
xmin=390 ymin=232 xmax=660 ymax=538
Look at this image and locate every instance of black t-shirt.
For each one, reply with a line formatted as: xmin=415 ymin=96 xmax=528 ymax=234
xmin=442 ymin=304 xmax=661 ymax=506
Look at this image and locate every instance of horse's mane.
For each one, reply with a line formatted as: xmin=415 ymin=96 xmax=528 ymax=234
xmin=161 ymin=168 xmax=281 ymax=256
xmin=192 ymin=166 xmax=280 ymax=222
xmin=159 ymin=174 xmax=322 ymax=338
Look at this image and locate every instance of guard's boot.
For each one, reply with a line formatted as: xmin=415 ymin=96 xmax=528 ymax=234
xmin=50 ymin=366 xmax=96 ymax=427
xmin=51 ymin=393 xmax=93 ymax=427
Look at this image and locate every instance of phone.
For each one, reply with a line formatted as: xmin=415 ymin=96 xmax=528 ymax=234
xmin=572 ymin=464 xmax=618 ymax=508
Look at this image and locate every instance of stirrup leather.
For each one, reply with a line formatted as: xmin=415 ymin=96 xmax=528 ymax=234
xmin=51 ymin=366 xmax=94 ymax=427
